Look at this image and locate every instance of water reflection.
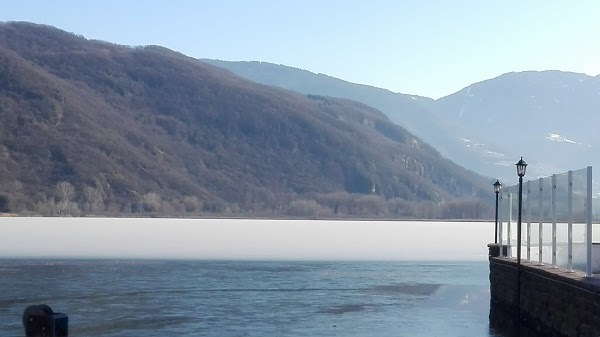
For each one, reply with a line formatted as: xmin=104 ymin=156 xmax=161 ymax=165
xmin=488 ymin=300 xmax=548 ymax=337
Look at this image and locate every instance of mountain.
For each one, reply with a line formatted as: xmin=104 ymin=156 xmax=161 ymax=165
xmin=202 ymin=59 xmax=509 ymax=181
xmin=202 ymin=59 xmax=437 ymax=136
xmin=0 ymin=22 xmax=490 ymax=218
xmin=435 ymin=70 xmax=600 ymax=179
xmin=204 ymin=61 xmax=600 ymax=182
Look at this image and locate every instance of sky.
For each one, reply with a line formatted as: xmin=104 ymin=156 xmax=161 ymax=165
xmin=1 ymin=1 xmax=599 ymax=99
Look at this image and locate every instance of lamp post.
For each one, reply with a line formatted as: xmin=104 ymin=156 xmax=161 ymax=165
xmin=494 ymin=180 xmax=502 ymax=244
xmin=515 ymin=157 xmax=527 ymax=315
xmin=516 ymin=157 xmax=527 ymax=267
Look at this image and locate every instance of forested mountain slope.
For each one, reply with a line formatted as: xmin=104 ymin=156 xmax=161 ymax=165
xmin=0 ymin=22 xmax=490 ymax=218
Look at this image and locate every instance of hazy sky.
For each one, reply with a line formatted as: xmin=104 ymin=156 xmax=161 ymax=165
xmin=1 ymin=1 xmax=599 ymax=98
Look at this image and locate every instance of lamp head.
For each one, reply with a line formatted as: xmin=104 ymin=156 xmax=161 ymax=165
xmin=493 ymin=180 xmax=502 ymax=194
xmin=516 ymin=157 xmax=527 ymax=177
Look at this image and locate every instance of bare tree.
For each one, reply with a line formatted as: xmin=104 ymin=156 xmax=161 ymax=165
xmin=55 ymin=181 xmax=79 ymax=216
xmin=285 ymin=200 xmax=331 ymax=219
xmin=141 ymin=192 xmax=162 ymax=212
xmin=183 ymin=195 xmax=202 ymax=212
xmin=55 ymin=181 xmax=75 ymax=202
xmin=35 ymin=197 xmax=56 ymax=216
xmin=82 ymin=185 xmax=104 ymax=212
xmin=56 ymin=200 xmax=80 ymax=217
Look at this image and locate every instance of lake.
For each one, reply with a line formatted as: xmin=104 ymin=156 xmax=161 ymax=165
xmin=1 ymin=218 xmax=506 ymax=336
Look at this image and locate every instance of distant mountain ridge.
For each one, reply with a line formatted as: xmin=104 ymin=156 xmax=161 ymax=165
xmin=204 ymin=60 xmax=600 ymax=181
xmin=202 ymin=59 xmax=509 ymax=180
xmin=0 ymin=22 xmax=490 ymax=218
xmin=435 ymin=70 xmax=600 ymax=178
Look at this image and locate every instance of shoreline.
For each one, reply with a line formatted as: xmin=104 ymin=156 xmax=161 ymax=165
xmin=0 ymin=213 xmax=491 ymax=222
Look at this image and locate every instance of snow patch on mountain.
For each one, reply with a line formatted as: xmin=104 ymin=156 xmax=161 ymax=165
xmin=485 ymin=150 xmax=504 ymax=158
xmin=459 ymin=137 xmax=484 ymax=149
xmin=466 ymin=87 xmax=474 ymax=97
xmin=546 ymin=133 xmax=577 ymax=144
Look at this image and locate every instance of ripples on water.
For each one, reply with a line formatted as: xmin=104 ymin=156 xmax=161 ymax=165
xmin=0 ymin=260 xmax=503 ymax=336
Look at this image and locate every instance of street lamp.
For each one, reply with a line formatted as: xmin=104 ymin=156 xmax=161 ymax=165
xmin=493 ymin=180 xmax=502 ymax=244
xmin=516 ymin=157 xmax=527 ymax=267
xmin=515 ymin=157 xmax=527 ymax=313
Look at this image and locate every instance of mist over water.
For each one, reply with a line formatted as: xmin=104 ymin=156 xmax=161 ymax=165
xmin=0 ymin=218 xmax=494 ymax=260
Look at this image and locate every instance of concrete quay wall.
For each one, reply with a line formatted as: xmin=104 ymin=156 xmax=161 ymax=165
xmin=490 ymin=256 xmax=600 ymax=337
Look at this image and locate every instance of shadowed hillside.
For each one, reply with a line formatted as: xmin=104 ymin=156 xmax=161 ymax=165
xmin=0 ymin=22 xmax=491 ymax=218
xmin=202 ymin=59 xmax=490 ymax=178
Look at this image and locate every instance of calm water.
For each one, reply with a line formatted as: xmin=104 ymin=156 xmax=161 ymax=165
xmin=0 ymin=259 xmax=506 ymax=337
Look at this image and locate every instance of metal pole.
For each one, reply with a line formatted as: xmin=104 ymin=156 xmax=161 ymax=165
xmin=508 ymin=193 xmax=513 ymax=258
xmin=517 ymin=175 xmax=523 ymax=314
xmin=552 ymin=174 xmax=557 ymax=267
xmin=527 ymin=180 xmax=531 ymax=261
xmin=538 ymin=178 xmax=544 ymax=265
xmin=495 ymin=192 xmax=499 ymax=244
xmin=586 ymin=166 xmax=592 ymax=277
xmin=518 ymin=176 xmax=523 ymax=267
xmin=499 ymin=193 xmax=504 ymax=256
xmin=567 ymin=170 xmax=573 ymax=272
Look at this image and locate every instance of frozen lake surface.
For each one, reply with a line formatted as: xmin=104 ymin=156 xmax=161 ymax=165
xmin=0 ymin=218 xmax=493 ymax=260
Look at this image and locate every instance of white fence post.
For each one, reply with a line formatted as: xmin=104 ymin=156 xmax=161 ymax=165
xmin=586 ymin=166 xmax=592 ymax=277
xmin=552 ymin=174 xmax=557 ymax=267
xmin=538 ymin=178 xmax=544 ymax=265
xmin=567 ymin=170 xmax=573 ymax=272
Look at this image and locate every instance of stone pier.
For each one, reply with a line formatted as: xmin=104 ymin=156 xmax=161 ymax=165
xmin=488 ymin=244 xmax=600 ymax=337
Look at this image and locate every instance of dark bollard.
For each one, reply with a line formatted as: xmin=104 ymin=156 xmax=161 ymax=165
xmin=23 ymin=304 xmax=68 ymax=337
xmin=488 ymin=243 xmax=509 ymax=257
xmin=488 ymin=243 xmax=501 ymax=257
